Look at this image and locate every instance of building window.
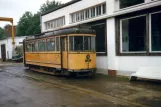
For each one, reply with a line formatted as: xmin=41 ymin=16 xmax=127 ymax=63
xmin=80 ymin=11 xmax=85 ymax=21
xmin=151 ymin=12 xmax=161 ymax=51
xmin=44 ymin=16 xmax=65 ymax=30
xmin=102 ymin=4 xmax=106 ymax=14
xmin=116 ymin=8 xmax=161 ymax=56
xmin=85 ymin=10 xmax=90 ymax=19
xmin=91 ymin=23 xmax=106 ymax=53
xmin=120 ymin=0 xmax=144 ymax=9
xmin=76 ymin=13 xmax=80 ymax=22
xmin=47 ymin=22 xmax=50 ymax=29
xmin=71 ymin=14 xmax=76 ymax=23
xmin=50 ymin=22 xmax=53 ymax=28
xmin=82 ymin=19 xmax=106 ymax=55
xmin=71 ymin=3 xmax=106 ymax=23
xmin=120 ymin=15 xmax=146 ymax=52
xmin=96 ymin=5 xmax=102 ymax=16
xmin=91 ymin=7 xmax=96 ymax=18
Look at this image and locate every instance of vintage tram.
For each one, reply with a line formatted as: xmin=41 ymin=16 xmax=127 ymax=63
xmin=23 ymin=27 xmax=96 ymax=76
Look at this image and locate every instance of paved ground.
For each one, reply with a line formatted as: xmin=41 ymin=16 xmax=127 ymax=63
xmin=0 ymin=62 xmax=161 ymax=107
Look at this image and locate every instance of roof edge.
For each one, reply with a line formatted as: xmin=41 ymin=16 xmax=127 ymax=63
xmin=41 ymin=0 xmax=82 ymax=16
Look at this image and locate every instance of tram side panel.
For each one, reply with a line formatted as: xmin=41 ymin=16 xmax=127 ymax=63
xmin=46 ymin=52 xmax=61 ymax=69
xmin=39 ymin=52 xmax=47 ymax=64
xmin=25 ymin=52 xmax=61 ymax=69
xmin=68 ymin=53 xmax=96 ymax=71
xmin=62 ymin=51 xmax=68 ymax=69
xmin=25 ymin=53 xmax=39 ymax=66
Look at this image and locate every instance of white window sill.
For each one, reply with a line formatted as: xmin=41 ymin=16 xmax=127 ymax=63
xmin=70 ymin=13 xmax=107 ymax=24
xmin=114 ymin=0 xmax=161 ymax=13
xmin=149 ymin=51 xmax=161 ymax=53
xmin=121 ymin=51 xmax=147 ymax=54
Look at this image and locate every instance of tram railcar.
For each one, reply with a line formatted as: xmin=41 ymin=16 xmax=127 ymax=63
xmin=23 ymin=27 xmax=96 ymax=76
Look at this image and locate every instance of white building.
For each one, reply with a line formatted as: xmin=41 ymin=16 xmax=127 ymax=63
xmin=41 ymin=0 xmax=161 ymax=76
xmin=0 ymin=36 xmax=26 ymax=61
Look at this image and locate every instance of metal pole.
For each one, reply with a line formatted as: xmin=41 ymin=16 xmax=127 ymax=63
xmin=11 ymin=21 xmax=15 ymax=46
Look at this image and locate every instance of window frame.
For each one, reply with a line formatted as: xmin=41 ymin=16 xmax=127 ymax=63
xmin=90 ymin=22 xmax=107 ymax=55
xmin=46 ymin=37 xmax=56 ymax=52
xmin=25 ymin=42 xmax=32 ymax=52
xmin=56 ymin=37 xmax=60 ymax=51
xmin=68 ymin=35 xmax=96 ymax=52
xmin=149 ymin=11 xmax=161 ymax=53
xmin=116 ymin=6 xmax=161 ymax=56
xmin=44 ymin=16 xmax=65 ymax=30
xmin=119 ymin=0 xmax=145 ymax=10
xmin=34 ymin=40 xmax=39 ymax=52
xmin=70 ymin=2 xmax=106 ymax=24
xmin=96 ymin=5 xmax=102 ymax=16
xmin=120 ymin=14 xmax=147 ymax=53
xmin=31 ymin=42 xmax=35 ymax=52
xmin=38 ymin=39 xmax=46 ymax=52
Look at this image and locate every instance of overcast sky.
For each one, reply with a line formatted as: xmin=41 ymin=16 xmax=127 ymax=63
xmin=0 ymin=0 xmax=71 ymax=27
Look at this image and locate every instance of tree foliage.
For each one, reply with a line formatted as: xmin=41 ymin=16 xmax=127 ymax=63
xmin=40 ymin=0 xmax=62 ymax=13
xmin=0 ymin=24 xmax=12 ymax=39
xmin=16 ymin=11 xmax=40 ymax=36
xmin=16 ymin=0 xmax=62 ymax=36
xmin=0 ymin=27 xmax=4 ymax=39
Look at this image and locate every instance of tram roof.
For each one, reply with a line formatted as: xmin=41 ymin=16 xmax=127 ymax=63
xmin=25 ymin=27 xmax=96 ymax=41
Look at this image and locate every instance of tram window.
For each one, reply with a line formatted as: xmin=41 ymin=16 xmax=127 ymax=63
xmin=91 ymin=36 xmax=96 ymax=51
xmin=84 ymin=36 xmax=91 ymax=51
xmin=69 ymin=36 xmax=96 ymax=52
xmin=47 ymin=38 xmax=55 ymax=51
xmin=32 ymin=43 xmax=35 ymax=52
xmin=26 ymin=44 xmax=32 ymax=52
xmin=69 ymin=36 xmax=74 ymax=51
xmin=56 ymin=37 xmax=60 ymax=51
xmin=35 ymin=42 xmax=39 ymax=52
xmin=38 ymin=40 xmax=46 ymax=52
xmin=84 ymin=36 xmax=96 ymax=52
xmin=74 ymin=36 xmax=83 ymax=51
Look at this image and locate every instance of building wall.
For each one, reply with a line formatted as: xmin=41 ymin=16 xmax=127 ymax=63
xmin=116 ymin=57 xmax=161 ymax=75
xmin=41 ymin=0 xmax=114 ymax=32
xmin=41 ymin=0 xmax=161 ymax=76
xmin=0 ymin=37 xmax=26 ymax=60
xmin=41 ymin=0 xmax=161 ymax=33
xmin=0 ymin=39 xmax=8 ymax=59
xmin=106 ymin=18 xmax=161 ymax=76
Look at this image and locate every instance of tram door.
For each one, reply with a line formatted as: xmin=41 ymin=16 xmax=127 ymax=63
xmin=61 ymin=37 xmax=68 ymax=69
xmin=1 ymin=44 xmax=6 ymax=62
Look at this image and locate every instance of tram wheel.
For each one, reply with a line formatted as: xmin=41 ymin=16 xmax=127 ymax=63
xmin=89 ymin=71 xmax=96 ymax=77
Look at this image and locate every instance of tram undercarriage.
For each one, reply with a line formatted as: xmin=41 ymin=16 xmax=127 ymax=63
xmin=27 ymin=65 xmax=96 ymax=77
